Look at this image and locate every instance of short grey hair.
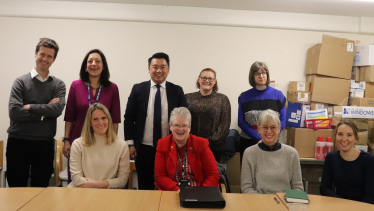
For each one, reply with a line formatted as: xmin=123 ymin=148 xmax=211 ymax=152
xmin=258 ymin=109 xmax=280 ymax=127
xmin=170 ymin=107 xmax=191 ymax=126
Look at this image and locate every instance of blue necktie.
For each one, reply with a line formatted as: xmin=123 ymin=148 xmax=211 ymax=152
xmin=153 ymin=85 xmax=162 ymax=147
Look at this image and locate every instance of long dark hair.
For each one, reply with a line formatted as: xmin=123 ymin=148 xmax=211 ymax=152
xmin=79 ymin=49 xmax=111 ymax=86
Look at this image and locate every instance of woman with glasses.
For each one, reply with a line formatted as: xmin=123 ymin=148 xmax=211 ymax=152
xmin=185 ymin=68 xmax=231 ymax=162
xmin=238 ymin=61 xmax=286 ymax=164
xmin=241 ymin=109 xmax=303 ymax=194
xmin=154 ymin=107 xmax=220 ymax=191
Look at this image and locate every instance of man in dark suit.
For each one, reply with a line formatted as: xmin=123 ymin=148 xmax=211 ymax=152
xmin=124 ymin=52 xmax=187 ymax=190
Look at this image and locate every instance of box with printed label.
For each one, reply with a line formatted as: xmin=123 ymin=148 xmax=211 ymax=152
xmin=359 ymin=66 xmax=374 ymax=82
xmin=351 ymin=89 xmax=364 ymax=98
xmin=287 ymin=127 xmax=336 ymax=158
xmin=305 ymin=35 xmax=355 ymax=79
xmin=342 ymin=106 xmax=374 ymax=119
xmin=348 ymin=97 xmax=374 ymax=107
xmin=310 ymin=102 xmax=334 ymax=117
xmin=306 ymin=75 xmax=350 ymax=105
xmin=355 ymin=145 xmax=368 ymax=152
xmin=287 ymin=91 xmax=311 ymax=104
xmin=364 ymin=82 xmax=374 ymax=98
xmin=288 ymin=81 xmax=311 ymax=92
xmin=353 ymin=45 xmax=374 ymax=67
xmin=286 ymin=102 xmax=310 ymax=128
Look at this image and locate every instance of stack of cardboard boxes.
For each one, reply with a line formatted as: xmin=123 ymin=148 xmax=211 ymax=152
xmin=286 ymin=35 xmax=354 ymax=158
xmin=285 ymin=35 xmax=356 ymax=195
xmin=352 ymin=44 xmax=374 ymax=153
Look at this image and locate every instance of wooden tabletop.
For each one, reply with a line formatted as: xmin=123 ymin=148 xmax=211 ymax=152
xmin=19 ymin=187 xmax=162 ymax=211
xmin=0 ymin=188 xmax=45 ymax=211
xmin=159 ymin=191 xmax=287 ymax=211
xmin=276 ymin=192 xmax=374 ymax=211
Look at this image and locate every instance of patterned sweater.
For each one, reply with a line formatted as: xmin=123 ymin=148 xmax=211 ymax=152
xmin=185 ymin=91 xmax=231 ymax=151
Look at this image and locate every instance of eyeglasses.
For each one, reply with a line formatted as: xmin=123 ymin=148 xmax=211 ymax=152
xmin=254 ymin=71 xmax=267 ymax=77
xmin=171 ymin=124 xmax=190 ymax=129
xmin=199 ymin=77 xmax=215 ymax=82
xmin=259 ymin=126 xmax=279 ymax=131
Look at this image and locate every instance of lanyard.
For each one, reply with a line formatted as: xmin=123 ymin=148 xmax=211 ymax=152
xmin=87 ymin=83 xmax=102 ymax=105
xmin=177 ymin=146 xmax=188 ymax=177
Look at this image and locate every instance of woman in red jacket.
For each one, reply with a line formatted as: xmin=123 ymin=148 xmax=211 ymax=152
xmin=154 ymin=107 xmax=220 ymax=191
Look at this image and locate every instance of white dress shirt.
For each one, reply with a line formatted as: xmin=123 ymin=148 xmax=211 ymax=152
xmin=31 ymin=68 xmax=52 ymax=82
xmin=126 ymin=80 xmax=169 ymax=147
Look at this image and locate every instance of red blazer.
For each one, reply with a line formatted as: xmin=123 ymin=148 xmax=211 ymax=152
xmin=154 ymin=133 xmax=220 ymax=191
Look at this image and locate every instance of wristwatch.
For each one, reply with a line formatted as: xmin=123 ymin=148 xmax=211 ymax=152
xmin=63 ymin=137 xmax=70 ymax=142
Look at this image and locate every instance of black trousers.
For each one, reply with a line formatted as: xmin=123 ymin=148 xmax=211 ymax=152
xmin=135 ymin=144 xmax=156 ymax=190
xmin=239 ymin=137 xmax=258 ymax=166
xmin=6 ymin=137 xmax=55 ymax=187
xmin=210 ymin=148 xmax=223 ymax=163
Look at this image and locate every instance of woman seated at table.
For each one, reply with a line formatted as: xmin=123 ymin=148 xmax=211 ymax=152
xmin=68 ymin=103 xmax=130 ymax=189
xmin=320 ymin=119 xmax=374 ymax=204
xmin=154 ymin=107 xmax=220 ymax=191
xmin=241 ymin=109 xmax=303 ymax=194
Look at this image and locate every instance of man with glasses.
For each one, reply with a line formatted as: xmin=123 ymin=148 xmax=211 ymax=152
xmin=124 ymin=52 xmax=187 ymax=190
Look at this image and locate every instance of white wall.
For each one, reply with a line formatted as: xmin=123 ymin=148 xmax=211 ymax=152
xmin=0 ymin=0 xmax=373 ymax=186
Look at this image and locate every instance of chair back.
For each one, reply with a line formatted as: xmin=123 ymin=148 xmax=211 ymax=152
xmin=55 ymin=137 xmax=63 ymax=185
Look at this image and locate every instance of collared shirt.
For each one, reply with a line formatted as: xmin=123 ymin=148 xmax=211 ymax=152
xmin=141 ymin=80 xmax=169 ymax=146
xmin=258 ymin=141 xmax=282 ymax=152
xmin=30 ymin=68 xmax=52 ymax=82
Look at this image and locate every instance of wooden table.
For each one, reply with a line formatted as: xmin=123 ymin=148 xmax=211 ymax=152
xmin=276 ymin=193 xmax=374 ymax=211
xmin=159 ymin=191 xmax=287 ymax=211
xmin=0 ymin=188 xmax=44 ymax=211
xmin=19 ymin=187 xmax=162 ymax=211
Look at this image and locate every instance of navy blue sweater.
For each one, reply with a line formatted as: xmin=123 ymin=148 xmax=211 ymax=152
xmin=320 ymin=150 xmax=374 ymax=204
xmin=238 ymin=86 xmax=286 ymax=141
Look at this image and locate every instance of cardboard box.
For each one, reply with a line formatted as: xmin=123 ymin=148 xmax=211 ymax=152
xmin=357 ymin=131 xmax=369 ymax=145
xmin=306 ymin=75 xmax=350 ymax=105
xmin=287 ymin=91 xmax=311 ymax=103
xmin=349 ymin=118 xmax=368 ymax=131
xmin=353 ymin=45 xmax=374 ymax=67
xmin=287 ymin=127 xmax=336 ymax=158
xmin=288 ymin=81 xmax=311 ymax=92
xmin=348 ymin=97 xmax=374 ymax=107
xmin=351 ymin=67 xmax=360 ymax=81
xmin=286 ymin=102 xmax=310 ymax=128
xmin=352 ymin=67 xmax=360 ymax=81
xmin=305 ymin=35 xmax=355 ymax=79
xmin=369 ymin=143 xmax=374 ymax=154
xmin=355 ymin=145 xmax=368 ymax=152
xmin=368 ymin=120 xmax=374 ymax=139
xmin=360 ymin=66 xmax=374 ymax=82
xmin=364 ymin=82 xmax=374 ymax=98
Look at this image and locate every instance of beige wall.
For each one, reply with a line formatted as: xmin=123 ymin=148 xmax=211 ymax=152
xmin=0 ymin=1 xmax=373 ymax=186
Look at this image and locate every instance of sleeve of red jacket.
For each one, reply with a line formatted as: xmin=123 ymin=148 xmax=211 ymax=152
xmin=154 ymin=140 xmax=179 ymax=191
xmin=199 ymin=139 xmax=220 ymax=187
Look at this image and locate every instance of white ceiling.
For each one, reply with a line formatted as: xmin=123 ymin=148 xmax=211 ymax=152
xmin=44 ymin=0 xmax=374 ymax=17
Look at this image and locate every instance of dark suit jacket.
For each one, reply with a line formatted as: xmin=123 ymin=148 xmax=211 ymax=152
xmin=124 ymin=80 xmax=187 ymax=150
xmin=154 ymin=133 xmax=220 ymax=191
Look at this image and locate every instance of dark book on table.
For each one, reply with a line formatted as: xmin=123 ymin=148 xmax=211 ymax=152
xmin=179 ymin=186 xmax=226 ymax=208
xmin=284 ymin=189 xmax=310 ymax=204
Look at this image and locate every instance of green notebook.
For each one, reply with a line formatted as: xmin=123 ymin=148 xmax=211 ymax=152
xmin=284 ymin=189 xmax=309 ymax=204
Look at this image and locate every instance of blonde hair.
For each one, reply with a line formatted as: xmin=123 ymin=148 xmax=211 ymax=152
xmin=258 ymin=109 xmax=280 ymax=127
xmin=81 ymin=103 xmax=117 ymax=146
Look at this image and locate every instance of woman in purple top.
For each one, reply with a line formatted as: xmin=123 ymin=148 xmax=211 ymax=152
xmin=63 ymin=49 xmax=121 ymax=181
